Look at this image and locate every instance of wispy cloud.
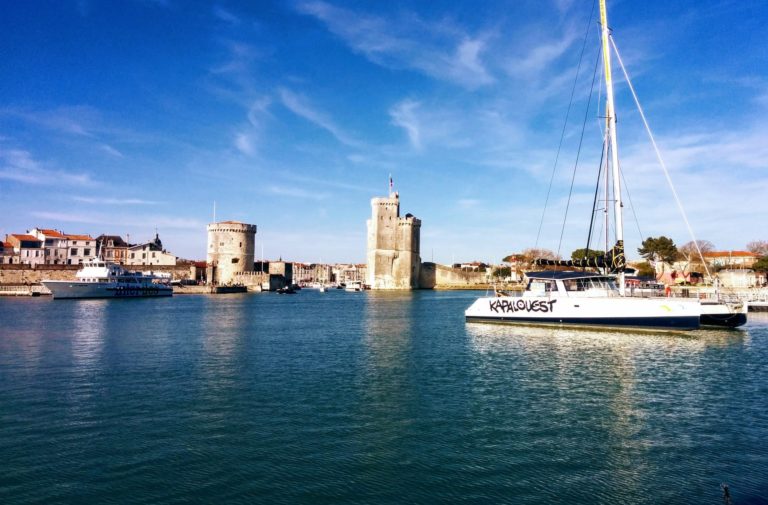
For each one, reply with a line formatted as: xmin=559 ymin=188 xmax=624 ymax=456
xmin=389 ymin=99 xmax=422 ymax=149
xmin=99 ymin=144 xmax=124 ymax=157
xmin=278 ymin=88 xmax=361 ymax=147
xmin=30 ymin=211 xmax=203 ymax=230
xmin=295 ymin=1 xmax=494 ymax=88
xmin=233 ymin=96 xmax=272 ymax=156
xmin=0 ymin=148 xmax=96 ymax=187
xmin=213 ymin=5 xmax=240 ymax=25
xmin=73 ymin=196 xmax=159 ymax=205
xmin=0 ymin=105 xmax=101 ymax=137
xmin=267 ymin=185 xmax=330 ymax=200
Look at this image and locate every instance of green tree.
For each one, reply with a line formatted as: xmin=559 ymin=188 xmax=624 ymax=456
xmin=493 ymin=266 xmax=512 ymax=278
xmin=570 ymin=248 xmax=603 ymax=261
xmin=638 ymin=236 xmax=678 ymax=271
xmin=753 ymin=256 xmax=768 ymax=272
xmin=634 ymin=261 xmax=656 ymax=278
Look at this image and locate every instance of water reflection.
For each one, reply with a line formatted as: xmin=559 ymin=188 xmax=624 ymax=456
xmin=70 ymin=300 xmax=107 ymax=368
xmin=466 ymin=322 xmax=750 ymax=499
xmin=466 ymin=324 xmax=747 ymax=355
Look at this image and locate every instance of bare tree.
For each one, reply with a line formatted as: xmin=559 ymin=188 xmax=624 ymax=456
xmin=678 ymin=240 xmax=714 ymax=276
xmin=746 ymin=240 xmax=768 ymax=257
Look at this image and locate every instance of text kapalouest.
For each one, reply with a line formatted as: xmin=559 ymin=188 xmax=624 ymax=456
xmin=489 ymin=299 xmax=557 ymax=314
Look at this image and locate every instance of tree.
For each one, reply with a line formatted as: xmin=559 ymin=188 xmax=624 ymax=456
xmin=521 ymin=248 xmax=558 ymax=263
xmin=747 ymin=240 xmax=768 ymax=257
xmin=637 ymin=236 xmax=678 ymax=271
xmin=678 ymin=240 xmax=714 ymax=275
xmin=635 ymin=261 xmax=656 ymax=278
xmin=570 ymin=248 xmax=603 ymax=261
xmin=753 ymin=256 xmax=768 ymax=272
xmin=493 ymin=266 xmax=512 ymax=278
xmin=502 ymin=253 xmax=525 ymax=264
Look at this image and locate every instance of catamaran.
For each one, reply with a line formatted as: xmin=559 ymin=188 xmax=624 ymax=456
xmin=465 ymin=0 xmax=745 ymax=331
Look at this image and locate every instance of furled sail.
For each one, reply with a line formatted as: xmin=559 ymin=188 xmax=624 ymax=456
xmin=534 ymin=240 xmax=626 ymax=272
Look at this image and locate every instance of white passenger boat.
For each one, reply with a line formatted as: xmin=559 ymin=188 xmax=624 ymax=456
xmin=345 ymin=281 xmax=363 ymax=292
xmin=42 ymin=260 xmax=173 ymax=299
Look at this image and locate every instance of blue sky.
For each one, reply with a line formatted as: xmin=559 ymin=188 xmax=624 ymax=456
xmin=1 ymin=0 xmax=766 ymax=263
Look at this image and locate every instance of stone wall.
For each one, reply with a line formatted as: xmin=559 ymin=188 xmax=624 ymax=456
xmin=419 ymin=263 xmax=488 ymax=289
xmin=0 ymin=264 xmax=195 ymax=285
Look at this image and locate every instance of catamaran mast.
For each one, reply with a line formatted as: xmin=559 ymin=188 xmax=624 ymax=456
xmin=600 ymin=0 xmax=625 ymax=293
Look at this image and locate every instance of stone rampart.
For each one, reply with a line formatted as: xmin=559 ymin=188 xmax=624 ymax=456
xmin=419 ymin=263 xmax=488 ymax=289
xmin=0 ymin=264 xmax=194 ymax=285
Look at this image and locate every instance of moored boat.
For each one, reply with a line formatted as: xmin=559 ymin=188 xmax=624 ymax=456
xmin=466 ymin=272 xmax=701 ymax=331
xmin=42 ymin=259 xmax=173 ymax=299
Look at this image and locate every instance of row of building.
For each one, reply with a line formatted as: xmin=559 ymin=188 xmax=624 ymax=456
xmin=0 ymin=228 xmax=177 ymax=266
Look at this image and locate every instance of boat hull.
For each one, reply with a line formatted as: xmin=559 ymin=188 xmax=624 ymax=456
xmin=465 ymin=295 xmax=701 ymax=331
xmin=699 ymin=302 xmax=747 ymax=328
xmin=42 ymin=281 xmax=173 ymax=299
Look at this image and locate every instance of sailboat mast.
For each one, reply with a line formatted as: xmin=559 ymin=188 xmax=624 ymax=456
xmin=600 ymin=0 xmax=625 ymax=292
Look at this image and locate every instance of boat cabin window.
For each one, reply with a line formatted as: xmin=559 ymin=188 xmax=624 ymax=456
xmin=562 ymin=277 xmax=617 ymax=291
xmin=527 ymin=279 xmax=557 ymax=294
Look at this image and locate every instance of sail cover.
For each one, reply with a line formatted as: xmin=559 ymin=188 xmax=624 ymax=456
xmin=534 ymin=240 xmax=626 ymax=272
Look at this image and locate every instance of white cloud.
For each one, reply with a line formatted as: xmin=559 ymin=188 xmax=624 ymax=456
xmin=0 ymin=148 xmax=96 ymax=187
xmin=30 ymin=211 xmax=203 ymax=230
xmin=73 ymin=196 xmax=158 ymax=205
xmin=295 ymin=1 xmax=494 ymax=88
xmin=213 ymin=5 xmax=240 ymax=25
xmin=268 ymin=185 xmax=330 ymax=200
xmin=278 ymin=88 xmax=360 ymax=147
xmin=100 ymin=144 xmax=124 ymax=157
xmin=389 ymin=99 xmax=422 ymax=149
xmin=234 ymin=132 xmax=256 ymax=156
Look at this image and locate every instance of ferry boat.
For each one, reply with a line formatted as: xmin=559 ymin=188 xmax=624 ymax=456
xmin=42 ymin=260 xmax=173 ymax=299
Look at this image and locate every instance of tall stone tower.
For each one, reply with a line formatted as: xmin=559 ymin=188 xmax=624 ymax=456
xmin=206 ymin=221 xmax=257 ymax=285
xmin=366 ymin=193 xmax=421 ymax=289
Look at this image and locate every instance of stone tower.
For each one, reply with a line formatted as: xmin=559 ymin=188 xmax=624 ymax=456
xmin=366 ymin=193 xmax=421 ymax=289
xmin=206 ymin=221 xmax=257 ymax=285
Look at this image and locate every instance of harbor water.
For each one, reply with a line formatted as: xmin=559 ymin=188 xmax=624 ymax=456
xmin=1 ymin=290 xmax=767 ymax=504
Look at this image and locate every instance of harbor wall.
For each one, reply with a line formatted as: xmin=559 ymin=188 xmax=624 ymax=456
xmin=419 ymin=263 xmax=488 ymax=289
xmin=0 ymin=264 xmax=195 ymax=285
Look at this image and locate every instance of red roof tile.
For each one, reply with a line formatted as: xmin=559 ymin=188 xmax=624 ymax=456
xmin=65 ymin=234 xmax=93 ymax=241
xmin=703 ymin=251 xmax=756 ymax=258
xmin=10 ymin=234 xmax=41 ymax=241
xmin=40 ymin=229 xmax=65 ymax=238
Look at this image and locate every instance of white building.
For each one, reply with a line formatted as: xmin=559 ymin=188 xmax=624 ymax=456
xmin=63 ymin=234 xmax=97 ymax=265
xmin=28 ymin=228 xmax=69 ymax=265
xmin=125 ymin=233 xmax=177 ymax=266
xmin=6 ymin=234 xmax=45 ymax=267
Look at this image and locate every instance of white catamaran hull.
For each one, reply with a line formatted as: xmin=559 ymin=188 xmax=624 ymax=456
xmin=42 ymin=281 xmax=172 ymax=299
xmin=465 ymin=295 xmax=701 ymax=331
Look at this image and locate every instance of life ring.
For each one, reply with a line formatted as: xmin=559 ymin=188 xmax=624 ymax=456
xmin=665 ymin=286 xmax=671 ymax=297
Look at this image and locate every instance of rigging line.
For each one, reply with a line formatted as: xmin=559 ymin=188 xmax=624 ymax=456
xmin=534 ymin=0 xmax=597 ymax=250
xmin=610 ymin=35 xmax=712 ymax=279
xmin=557 ymin=46 xmax=602 ymax=258
xmin=618 ymin=160 xmax=645 ymax=247
xmin=584 ymin=136 xmax=607 ymax=271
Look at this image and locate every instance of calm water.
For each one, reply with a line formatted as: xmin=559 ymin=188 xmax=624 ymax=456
xmin=1 ymin=290 xmax=767 ymax=504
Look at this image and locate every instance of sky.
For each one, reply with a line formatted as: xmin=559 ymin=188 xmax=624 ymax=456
xmin=1 ymin=0 xmax=767 ymax=264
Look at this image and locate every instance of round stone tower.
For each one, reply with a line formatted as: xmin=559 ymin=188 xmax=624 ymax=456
xmin=206 ymin=221 xmax=257 ymax=285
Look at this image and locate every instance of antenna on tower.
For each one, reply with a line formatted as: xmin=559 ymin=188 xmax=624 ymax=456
xmin=388 ymin=174 xmax=393 ymax=197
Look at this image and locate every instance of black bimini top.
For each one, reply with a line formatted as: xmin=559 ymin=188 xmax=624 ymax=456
xmin=525 ymin=271 xmax=611 ymax=281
